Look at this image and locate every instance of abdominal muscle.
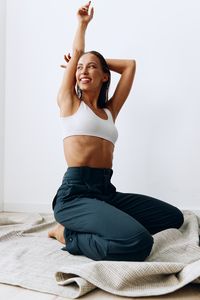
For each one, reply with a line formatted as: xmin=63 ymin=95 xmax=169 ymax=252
xmin=63 ymin=135 xmax=114 ymax=168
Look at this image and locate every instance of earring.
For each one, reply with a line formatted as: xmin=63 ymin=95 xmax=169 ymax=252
xmin=77 ymin=86 xmax=82 ymax=99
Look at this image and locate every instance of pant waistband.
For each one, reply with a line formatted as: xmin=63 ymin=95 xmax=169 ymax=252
xmin=64 ymin=166 xmax=113 ymax=180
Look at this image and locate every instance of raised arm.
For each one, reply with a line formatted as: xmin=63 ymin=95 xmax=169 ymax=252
xmin=57 ymin=2 xmax=94 ymax=108
xmin=105 ymin=59 xmax=136 ymax=120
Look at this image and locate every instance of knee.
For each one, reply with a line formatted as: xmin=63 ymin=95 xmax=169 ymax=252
xmin=172 ymin=208 xmax=184 ymax=229
xmin=123 ymin=232 xmax=154 ymax=261
xmin=104 ymin=232 xmax=154 ymax=262
xmin=134 ymin=232 xmax=154 ymax=261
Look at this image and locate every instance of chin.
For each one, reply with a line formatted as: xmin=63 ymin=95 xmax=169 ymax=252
xmin=80 ymin=85 xmax=93 ymax=91
xmin=80 ymin=87 xmax=89 ymax=92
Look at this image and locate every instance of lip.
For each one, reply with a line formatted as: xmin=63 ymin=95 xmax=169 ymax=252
xmin=79 ymin=77 xmax=92 ymax=83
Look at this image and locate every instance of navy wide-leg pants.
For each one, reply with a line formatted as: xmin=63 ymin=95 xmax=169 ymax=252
xmin=52 ymin=167 xmax=184 ymax=261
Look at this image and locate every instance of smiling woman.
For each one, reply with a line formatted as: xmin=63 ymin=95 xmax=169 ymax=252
xmin=75 ymin=50 xmax=111 ymax=107
xmin=48 ymin=1 xmax=184 ymax=262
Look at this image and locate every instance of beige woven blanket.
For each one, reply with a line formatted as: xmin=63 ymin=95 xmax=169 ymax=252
xmin=0 ymin=210 xmax=200 ymax=298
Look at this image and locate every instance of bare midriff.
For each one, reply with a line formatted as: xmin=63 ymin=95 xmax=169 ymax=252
xmin=63 ymin=135 xmax=114 ymax=169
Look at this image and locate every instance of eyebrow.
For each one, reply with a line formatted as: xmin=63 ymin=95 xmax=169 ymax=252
xmin=77 ymin=61 xmax=98 ymax=66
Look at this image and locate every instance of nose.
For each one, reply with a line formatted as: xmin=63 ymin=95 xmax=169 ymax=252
xmin=81 ymin=66 xmax=89 ymax=74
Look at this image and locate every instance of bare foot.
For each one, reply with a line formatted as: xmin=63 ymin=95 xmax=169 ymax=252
xmin=48 ymin=223 xmax=65 ymax=245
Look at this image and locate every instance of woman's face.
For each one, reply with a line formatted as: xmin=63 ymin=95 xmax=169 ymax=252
xmin=76 ymin=53 xmax=108 ymax=92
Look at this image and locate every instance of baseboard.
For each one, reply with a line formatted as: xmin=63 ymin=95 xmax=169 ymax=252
xmin=3 ymin=202 xmax=53 ymax=213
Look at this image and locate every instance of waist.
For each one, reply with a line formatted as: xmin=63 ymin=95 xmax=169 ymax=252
xmin=63 ymin=136 xmax=114 ymax=168
xmin=64 ymin=166 xmax=113 ymax=182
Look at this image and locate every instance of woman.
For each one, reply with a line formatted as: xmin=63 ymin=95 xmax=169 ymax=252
xmin=48 ymin=1 xmax=184 ymax=261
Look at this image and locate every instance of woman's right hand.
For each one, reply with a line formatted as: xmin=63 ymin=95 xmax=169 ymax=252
xmin=60 ymin=52 xmax=71 ymax=68
xmin=77 ymin=1 xmax=94 ymax=25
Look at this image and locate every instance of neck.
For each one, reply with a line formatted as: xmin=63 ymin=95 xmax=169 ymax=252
xmin=81 ymin=90 xmax=100 ymax=109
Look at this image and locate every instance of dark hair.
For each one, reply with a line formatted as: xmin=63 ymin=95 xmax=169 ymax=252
xmin=77 ymin=51 xmax=111 ymax=108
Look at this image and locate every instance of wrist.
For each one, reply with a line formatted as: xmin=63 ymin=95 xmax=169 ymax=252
xmin=77 ymin=21 xmax=88 ymax=29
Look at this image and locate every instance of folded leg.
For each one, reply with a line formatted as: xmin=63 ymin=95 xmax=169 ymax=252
xmin=54 ymin=197 xmax=153 ymax=261
xmin=108 ymin=192 xmax=184 ymax=234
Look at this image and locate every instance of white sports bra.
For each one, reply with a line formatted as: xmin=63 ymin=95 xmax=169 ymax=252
xmin=60 ymin=100 xmax=118 ymax=145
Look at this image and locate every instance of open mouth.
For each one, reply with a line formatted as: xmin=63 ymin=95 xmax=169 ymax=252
xmin=80 ymin=77 xmax=92 ymax=84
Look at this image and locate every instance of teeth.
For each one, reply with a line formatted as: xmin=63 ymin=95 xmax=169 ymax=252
xmin=80 ymin=78 xmax=91 ymax=83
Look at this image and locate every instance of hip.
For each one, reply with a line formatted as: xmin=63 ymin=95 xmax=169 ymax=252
xmin=52 ymin=166 xmax=116 ymax=210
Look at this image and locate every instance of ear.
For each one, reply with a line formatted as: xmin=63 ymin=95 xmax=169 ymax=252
xmin=102 ymin=74 xmax=109 ymax=83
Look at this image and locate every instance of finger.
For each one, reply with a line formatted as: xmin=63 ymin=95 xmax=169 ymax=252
xmin=78 ymin=7 xmax=88 ymax=16
xmin=82 ymin=1 xmax=90 ymax=10
xmin=64 ymin=54 xmax=69 ymax=58
xmin=89 ymin=6 xmax=94 ymax=18
xmin=86 ymin=1 xmax=91 ymax=8
xmin=81 ymin=7 xmax=88 ymax=14
xmin=64 ymin=55 xmax=68 ymax=61
xmin=82 ymin=2 xmax=91 ymax=12
xmin=85 ymin=2 xmax=91 ymax=10
xmin=79 ymin=9 xmax=88 ymax=16
xmin=66 ymin=54 xmax=71 ymax=60
xmin=81 ymin=5 xmax=88 ymax=11
xmin=64 ymin=54 xmax=70 ymax=60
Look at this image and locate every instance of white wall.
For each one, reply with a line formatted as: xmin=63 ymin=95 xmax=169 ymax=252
xmin=3 ymin=0 xmax=200 ymax=212
xmin=0 ymin=0 xmax=6 ymax=211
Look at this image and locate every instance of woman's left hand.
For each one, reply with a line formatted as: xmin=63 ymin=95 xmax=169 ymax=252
xmin=77 ymin=1 xmax=94 ymax=25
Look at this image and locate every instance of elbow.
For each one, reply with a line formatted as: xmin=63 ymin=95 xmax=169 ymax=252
xmin=126 ymin=59 xmax=136 ymax=71
xmin=126 ymin=59 xmax=136 ymax=75
xmin=131 ymin=59 xmax=136 ymax=70
xmin=131 ymin=59 xmax=136 ymax=75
